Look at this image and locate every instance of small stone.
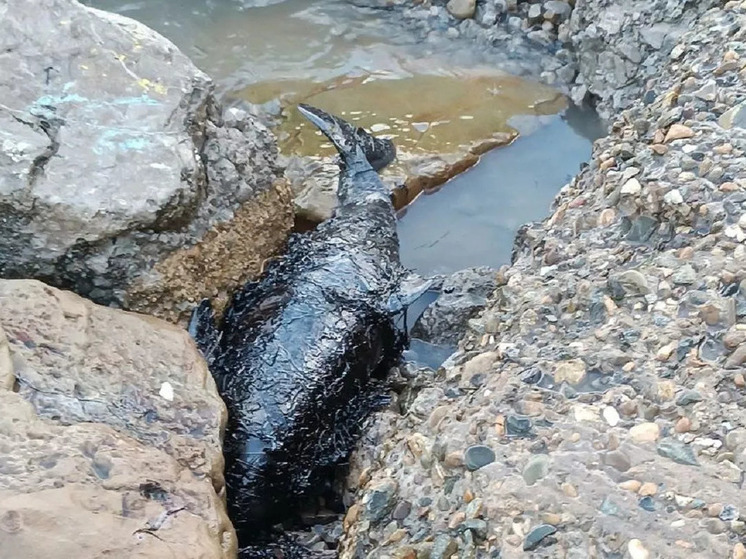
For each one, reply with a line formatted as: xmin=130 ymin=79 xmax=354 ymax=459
xmin=523 ymin=524 xmax=557 ymax=551
xmin=664 ymin=189 xmax=684 ymax=205
xmin=603 ymin=450 xmax=631 ymax=472
xmin=621 ymin=178 xmax=643 ymax=195
xmin=444 ymin=451 xmax=464 ymax=468
xmin=630 ymin=422 xmax=660 ymax=443
xmin=734 ymin=542 xmax=746 ymax=559
xmin=527 ymin=3 xmax=543 ymax=22
xmin=673 ymin=264 xmax=696 ymax=286
xmin=554 ymin=359 xmax=587 ymax=385
xmin=561 ymin=482 xmax=578 ymax=497
xmin=638 ymin=482 xmax=657 ymax=496
xmin=735 ymin=373 xmax=745 ymax=388
xmin=159 ymin=381 xmax=174 ymax=402
xmin=720 ymin=504 xmax=739 ymax=522
xmin=726 ymin=344 xmax=746 ymax=369
xmin=430 ymin=535 xmax=458 ymax=559
xmin=505 ymin=415 xmax=534 ymax=437
xmin=693 ymin=80 xmax=717 ymax=101
xmin=639 ymin=496 xmax=656 ymax=512
xmin=675 ymin=417 xmax=692 ymax=433
xmin=446 ymin=0 xmax=476 ymax=19
xmin=628 ymin=539 xmax=650 ymax=559
xmin=708 ymin=503 xmax=724 ymax=517
xmin=573 ymin=404 xmax=600 ymax=422
xmin=651 ymin=144 xmax=668 ymax=155
xmin=365 ymin=480 xmax=398 ymax=524
xmin=523 ymin=454 xmax=551 ymax=485
xmin=460 ymin=518 xmax=488 ymax=540
xmin=448 ymin=512 xmax=466 ymax=529
xmin=657 ymin=438 xmax=699 ymax=466
xmin=656 ymin=343 xmax=676 ymax=361
xmin=464 ymin=445 xmax=495 ymax=471
xmin=543 ymin=0 xmax=572 ymax=23
xmin=620 ymin=480 xmax=642 ymax=492
xmin=676 ymin=390 xmax=703 ymax=406
xmin=657 ymin=380 xmax=676 ymax=401
xmin=603 ymin=406 xmax=620 ymax=427
xmin=719 ymin=102 xmax=746 ymax=130
xmin=665 ymin=124 xmax=695 ymax=142
xmin=598 ymin=208 xmax=616 ymax=226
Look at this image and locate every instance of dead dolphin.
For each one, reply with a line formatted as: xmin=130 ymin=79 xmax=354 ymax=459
xmin=189 ymin=104 xmax=429 ymax=544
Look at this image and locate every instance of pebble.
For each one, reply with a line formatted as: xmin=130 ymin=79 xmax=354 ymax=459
xmin=621 ymin=178 xmax=643 ymax=195
xmin=628 ymin=539 xmax=650 ymax=559
xmin=523 ymin=454 xmax=551 ymax=485
xmin=657 ymin=438 xmax=699 ymax=466
xmin=673 ymin=264 xmax=697 ymax=285
xmin=603 ymin=449 xmax=631 ymax=472
xmin=620 ymin=480 xmax=642 ymax=492
xmin=523 ymin=524 xmax=557 ymax=551
xmin=629 ymin=422 xmax=661 ymax=443
xmin=675 ymin=417 xmax=692 ymax=433
xmin=554 ymin=359 xmax=587 ymax=384
xmin=561 ymin=482 xmax=578 ymax=497
xmin=676 ymin=390 xmax=703 ymax=406
xmin=603 ymin=406 xmax=620 ymax=426
xmin=665 ymin=124 xmax=695 ymax=142
xmin=464 ymin=445 xmax=495 ymax=471
xmin=708 ymin=503 xmax=724 ymax=517
xmin=734 ymin=543 xmax=746 ymax=559
xmin=430 ymin=535 xmax=458 ymax=559
xmin=639 ymin=482 xmax=658 ymax=496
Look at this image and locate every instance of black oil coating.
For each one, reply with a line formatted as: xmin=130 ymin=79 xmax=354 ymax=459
xmin=192 ymin=105 xmax=408 ymax=547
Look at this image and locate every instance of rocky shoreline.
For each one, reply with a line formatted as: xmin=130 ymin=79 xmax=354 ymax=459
xmin=339 ymin=1 xmax=746 ymax=557
xmin=2 ymin=0 xmax=746 ymax=558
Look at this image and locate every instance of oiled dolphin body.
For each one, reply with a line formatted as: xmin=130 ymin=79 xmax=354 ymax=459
xmin=190 ymin=104 xmax=427 ymax=546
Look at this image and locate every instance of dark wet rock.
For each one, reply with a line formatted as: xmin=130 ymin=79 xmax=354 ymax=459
xmin=720 ymin=505 xmax=739 ymax=522
xmin=365 ymin=481 xmax=398 ymax=525
xmin=505 ymin=415 xmax=535 ymax=438
xmin=657 ymin=439 xmax=699 ymax=466
xmin=0 ymin=0 xmax=291 ymax=323
xmin=639 ymin=496 xmax=657 ymax=512
xmin=392 ymin=501 xmax=412 ymax=521
xmin=464 ymin=445 xmax=496 ymax=471
xmin=412 ymin=267 xmax=496 ymax=345
xmin=459 ymin=519 xmax=489 ymax=540
xmin=675 ymin=390 xmax=703 ymax=406
xmin=524 ymin=524 xmax=557 ymax=551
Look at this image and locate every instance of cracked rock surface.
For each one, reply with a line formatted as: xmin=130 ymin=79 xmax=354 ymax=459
xmin=0 ymin=278 xmax=235 ymax=558
xmin=0 ymin=0 xmax=292 ymax=322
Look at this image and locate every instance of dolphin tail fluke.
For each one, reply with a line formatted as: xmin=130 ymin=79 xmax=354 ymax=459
xmin=297 ymin=103 xmax=359 ymax=163
xmin=297 ymin=103 xmax=395 ymax=171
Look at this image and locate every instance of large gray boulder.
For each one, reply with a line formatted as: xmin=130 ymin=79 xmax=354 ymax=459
xmin=0 ymin=0 xmax=293 ymax=323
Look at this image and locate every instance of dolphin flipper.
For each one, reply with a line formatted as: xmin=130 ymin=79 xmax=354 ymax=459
xmin=188 ymin=299 xmax=221 ymax=367
xmin=386 ymin=273 xmax=434 ymax=315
